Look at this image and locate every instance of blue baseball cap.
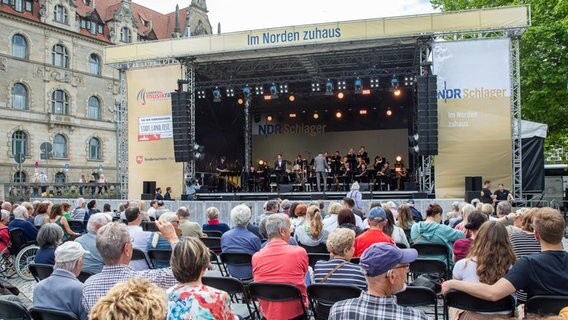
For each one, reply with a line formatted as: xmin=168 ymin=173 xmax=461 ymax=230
xmin=368 ymin=207 xmax=387 ymax=222
xmin=360 ymin=243 xmax=418 ymax=277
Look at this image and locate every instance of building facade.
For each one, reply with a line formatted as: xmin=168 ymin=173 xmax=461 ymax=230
xmin=0 ymin=0 xmax=211 ymax=197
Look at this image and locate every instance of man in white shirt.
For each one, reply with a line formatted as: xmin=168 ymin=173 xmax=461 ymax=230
xmin=146 ymin=200 xmax=159 ymax=220
xmin=125 ymin=207 xmax=151 ymax=270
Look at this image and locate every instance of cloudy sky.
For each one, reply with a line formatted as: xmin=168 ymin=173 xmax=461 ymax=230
xmin=134 ymin=0 xmax=437 ymax=33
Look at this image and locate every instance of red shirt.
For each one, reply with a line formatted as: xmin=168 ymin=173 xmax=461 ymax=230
xmin=354 ymin=229 xmax=395 ymax=257
xmin=452 ymin=237 xmax=474 ymax=261
xmin=0 ymin=226 xmax=9 ymax=253
xmin=252 ymin=239 xmax=308 ymax=320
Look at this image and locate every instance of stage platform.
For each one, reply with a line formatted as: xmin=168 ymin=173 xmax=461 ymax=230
xmin=192 ymin=190 xmax=433 ymax=202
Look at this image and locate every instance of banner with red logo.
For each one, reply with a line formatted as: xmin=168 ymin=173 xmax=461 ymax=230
xmin=127 ymin=65 xmax=183 ymax=200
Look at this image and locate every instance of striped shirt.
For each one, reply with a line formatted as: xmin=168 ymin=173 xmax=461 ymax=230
xmin=510 ymin=231 xmax=541 ymax=258
xmin=313 ymin=259 xmax=367 ymax=290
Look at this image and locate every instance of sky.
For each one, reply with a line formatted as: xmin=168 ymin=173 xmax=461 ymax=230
xmin=134 ymin=0 xmax=437 ymax=33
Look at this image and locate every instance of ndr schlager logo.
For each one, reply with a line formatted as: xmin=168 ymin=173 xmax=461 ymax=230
xmin=137 ymin=89 xmax=171 ymax=106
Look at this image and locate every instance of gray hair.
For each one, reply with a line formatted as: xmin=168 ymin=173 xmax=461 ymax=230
xmin=264 ymin=213 xmax=290 ymax=239
xmin=96 ymin=222 xmax=130 ymax=264
xmin=1 ymin=209 xmax=10 ymax=221
xmin=158 ymin=212 xmax=177 ymax=223
xmin=87 ymin=212 xmax=111 ymax=233
xmin=351 ymin=181 xmax=360 ymax=191
xmin=37 ymin=223 xmax=64 ymax=247
xmin=176 ymin=206 xmax=190 ymax=218
xmin=76 ymin=198 xmax=86 ymax=207
xmin=231 ymin=204 xmax=251 ymax=227
xmin=206 ymin=207 xmax=220 ymax=220
xmin=265 ymin=200 xmax=279 ymax=212
xmin=12 ymin=206 xmax=28 ymax=219
xmin=496 ymin=201 xmax=511 ymax=216
xmin=280 ymin=199 xmax=291 ymax=210
xmin=55 ymin=259 xmax=81 ymax=273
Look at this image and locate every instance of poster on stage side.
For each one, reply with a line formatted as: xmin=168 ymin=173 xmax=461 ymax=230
xmin=127 ymin=65 xmax=183 ymax=200
xmin=433 ymin=38 xmax=512 ymax=198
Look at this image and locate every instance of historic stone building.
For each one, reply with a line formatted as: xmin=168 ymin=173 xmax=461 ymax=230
xmin=0 ymin=0 xmax=211 ymax=197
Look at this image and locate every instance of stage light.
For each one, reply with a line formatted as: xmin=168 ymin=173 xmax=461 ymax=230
xmin=266 ymin=115 xmax=273 ymax=122
xmin=289 ymin=95 xmax=296 ymax=102
xmin=242 ymin=84 xmax=251 ymax=98
xmin=370 ymin=78 xmax=379 ymax=88
xmin=279 ymin=84 xmax=288 ymax=94
xmin=192 ymin=144 xmax=205 ymax=153
xmin=289 ymin=113 xmax=297 ymax=118
xmin=337 ymin=80 xmax=346 ymax=91
xmin=362 ymin=89 xmax=371 ymax=95
xmin=226 ymin=88 xmax=234 ymax=97
xmin=263 ymin=95 xmax=272 ymax=101
xmin=359 ymin=109 xmax=367 ymax=115
xmin=325 ymin=79 xmax=334 ymax=95
xmin=237 ymin=98 xmax=244 ymax=105
xmin=404 ymin=76 xmax=416 ymax=86
xmin=313 ymin=113 xmax=319 ymax=119
xmin=270 ymin=82 xmax=278 ymax=97
xmin=212 ymin=86 xmax=222 ymax=102
xmin=255 ymin=85 xmax=264 ymax=95
xmin=258 ymin=160 xmax=264 ymax=166
xmin=396 ymin=156 xmax=402 ymax=162
xmin=312 ymin=82 xmax=320 ymax=92
xmin=393 ymin=88 xmax=401 ymax=96
xmin=354 ymin=78 xmax=362 ymax=93
xmin=335 ymin=111 xmax=342 ymax=119
xmin=197 ymin=90 xmax=206 ymax=99
xmin=337 ymin=92 xmax=344 ymax=99
xmin=391 ymin=75 xmax=399 ymax=88
xmin=386 ymin=108 xmax=393 ymax=116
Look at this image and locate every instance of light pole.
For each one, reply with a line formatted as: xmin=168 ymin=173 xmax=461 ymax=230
xmin=108 ymin=103 xmax=120 ymax=191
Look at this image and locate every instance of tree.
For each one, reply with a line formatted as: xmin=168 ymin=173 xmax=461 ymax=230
xmin=431 ymin=0 xmax=568 ymax=155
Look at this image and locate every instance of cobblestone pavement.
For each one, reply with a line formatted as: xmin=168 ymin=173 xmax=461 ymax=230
xmin=2 ymin=275 xmax=34 ymax=307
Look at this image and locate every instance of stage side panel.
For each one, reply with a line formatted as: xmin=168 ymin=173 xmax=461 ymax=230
xmin=126 ymin=65 xmax=184 ymax=200
xmin=433 ymin=39 xmax=512 ymax=198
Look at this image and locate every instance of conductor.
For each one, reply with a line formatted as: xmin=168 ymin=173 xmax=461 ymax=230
xmin=314 ymin=152 xmax=330 ymax=192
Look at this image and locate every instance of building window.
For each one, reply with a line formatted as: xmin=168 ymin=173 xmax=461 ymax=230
xmin=14 ymin=171 xmax=27 ymax=183
xmin=98 ymin=24 xmax=103 ymax=34
xmin=53 ymin=134 xmax=67 ymax=158
xmin=11 ymin=34 xmax=28 ymax=59
xmin=51 ymin=90 xmax=69 ymax=115
xmin=54 ymin=5 xmax=68 ymax=24
xmin=88 ymin=96 xmax=101 ymax=120
xmin=24 ymin=0 xmax=31 ymax=11
xmin=120 ymin=27 xmax=131 ymax=43
xmin=12 ymin=130 xmax=28 ymax=157
xmin=14 ymin=0 xmax=22 ymax=12
xmin=88 ymin=53 xmax=100 ymax=75
xmin=52 ymin=44 xmax=69 ymax=68
xmin=55 ymin=172 xmax=66 ymax=184
xmin=11 ymin=83 xmax=28 ymax=110
xmin=88 ymin=137 xmax=101 ymax=160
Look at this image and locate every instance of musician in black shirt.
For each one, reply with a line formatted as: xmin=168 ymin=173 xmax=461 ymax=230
xmin=480 ymin=180 xmax=495 ymax=204
xmin=331 ymin=151 xmax=342 ymax=175
xmin=494 ymin=183 xmax=513 ymax=202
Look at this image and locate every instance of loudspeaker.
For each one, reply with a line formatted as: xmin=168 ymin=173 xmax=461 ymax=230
xmin=465 ymin=176 xmax=482 ymax=192
xmin=181 ymin=194 xmax=191 ymax=201
xmin=311 ymin=194 xmax=327 ymax=200
xmin=465 ymin=191 xmax=480 ymax=203
xmin=171 ymin=92 xmax=192 ymax=162
xmin=142 ymin=181 xmax=156 ymax=195
xmin=278 ymin=185 xmax=293 ymax=193
xmin=140 ymin=193 xmax=153 ymax=200
xmin=416 ymin=75 xmax=438 ymax=156
xmin=412 ymin=192 xmax=428 ymax=199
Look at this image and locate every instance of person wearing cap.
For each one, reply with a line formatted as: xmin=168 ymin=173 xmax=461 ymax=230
xmin=329 ymin=243 xmax=428 ymax=320
xmin=33 ymin=241 xmax=90 ymax=320
xmin=353 ymin=207 xmax=395 ymax=257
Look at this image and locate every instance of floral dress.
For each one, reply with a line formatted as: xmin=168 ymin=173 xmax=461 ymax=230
xmin=167 ymin=283 xmax=237 ymax=320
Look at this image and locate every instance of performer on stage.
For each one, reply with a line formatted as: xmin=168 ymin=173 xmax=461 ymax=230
xmin=376 ymin=162 xmax=392 ymax=191
xmin=357 ymin=146 xmax=369 ymax=165
xmin=394 ymin=161 xmax=407 ymax=191
xmin=313 ymin=153 xmax=330 ymax=192
xmin=493 ymin=183 xmax=514 ymax=203
xmin=216 ymin=156 xmax=229 ymax=173
xmin=215 ymin=156 xmax=229 ymax=192
xmin=331 ymin=151 xmax=342 ymax=175
xmin=481 ymin=180 xmax=495 ymax=204
xmin=373 ymin=155 xmax=386 ymax=171
xmin=273 ymin=154 xmax=287 ymax=184
xmin=346 ymin=148 xmax=357 ymax=169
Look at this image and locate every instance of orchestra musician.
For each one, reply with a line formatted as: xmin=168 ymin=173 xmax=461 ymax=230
xmin=331 ymin=151 xmax=342 ymax=175
xmin=357 ymin=146 xmax=369 ymax=165
xmin=346 ymin=148 xmax=357 ymax=169
xmin=215 ymin=155 xmax=229 ymax=192
xmin=355 ymin=162 xmax=368 ymax=183
xmin=373 ymin=155 xmax=386 ymax=171
xmin=394 ymin=159 xmax=407 ymax=191
xmin=376 ymin=162 xmax=392 ymax=191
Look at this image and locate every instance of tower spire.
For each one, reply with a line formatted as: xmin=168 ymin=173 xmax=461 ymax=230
xmin=172 ymin=4 xmax=181 ymax=38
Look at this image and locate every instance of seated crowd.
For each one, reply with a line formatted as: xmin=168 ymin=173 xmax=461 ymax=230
xmin=0 ymin=195 xmax=567 ymax=320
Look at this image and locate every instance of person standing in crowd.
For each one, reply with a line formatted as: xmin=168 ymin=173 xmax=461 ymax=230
xmin=167 ymin=237 xmax=238 ymax=319
xmin=329 ymin=243 xmax=427 ymax=320
xmin=38 ymin=171 xmax=48 ymax=196
xmin=164 ymin=187 xmax=173 ymax=201
xmin=480 ymin=180 xmax=495 ymax=204
xmin=74 ymin=213 xmax=112 ymax=274
xmin=346 ymin=182 xmax=364 ymax=212
xmin=34 ymin=223 xmax=64 ymax=265
xmin=452 ymin=211 xmax=488 ymax=262
xmin=33 ymin=241 xmax=90 ymax=320
xmin=354 ymin=207 xmax=394 ymax=257
xmin=252 ymin=214 xmax=308 ymax=320
xmin=314 ymin=152 xmax=330 ymax=192
xmin=203 ymin=207 xmax=230 ymax=234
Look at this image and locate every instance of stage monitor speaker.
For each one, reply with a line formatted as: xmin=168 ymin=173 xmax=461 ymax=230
xmin=311 ymin=194 xmax=327 ymax=200
xmin=171 ymin=92 xmax=192 ymax=162
xmin=140 ymin=193 xmax=153 ymax=200
xmin=142 ymin=181 xmax=156 ymax=195
xmin=465 ymin=191 xmax=480 ymax=203
xmin=180 ymin=194 xmax=191 ymax=201
xmin=412 ymin=192 xmax=428 ymax=199
xmin=278 ymin=185 xmax=293 ymax=193
xmin=465 ymin=176 xmax=482 ymax=192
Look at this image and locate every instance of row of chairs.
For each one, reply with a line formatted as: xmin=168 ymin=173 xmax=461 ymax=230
xmin=0 ymin=300 xmax=80 ymax=320
xmin=28 ymin=263 xmax=94 ymax=283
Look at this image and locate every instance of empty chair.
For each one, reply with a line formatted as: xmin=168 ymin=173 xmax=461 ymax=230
xmin=0 ymin=298 xmax=32 ymax=320
xmin=525 ymin=295 xmax=568 ymax=316
xmin=200 ymin=237 xmax=222 ymax=254
xmin=131 ymin=248 xmax=152 ymax=269
xmin=248 ymin=282 xmax=308 ymax=320
xmin=396 ymin=286 xmax=439 ymax=320
xmin=148 ymin=249 xmax=172 ymax=268
xmin=307 ymin=283 xmax=362 ymax=320
xmin=30 ymin=307 xmax=79 ymax=320
xmin=202 ymin=276 xmax=255 ymax=319
xmin=298 ymin=242 xmax=328 ymax=254
xmin=444 ymin=290 xmax=515 ymax=319
xmin=307 ymin=253 xmax=329 ymax=269
xmin=209 ymin=249 xmax=227 ymax=277
xmin=28 ymin=263 xmax=54 ymax=282
xmin=220 ymin=252 xmax=253 ymax=280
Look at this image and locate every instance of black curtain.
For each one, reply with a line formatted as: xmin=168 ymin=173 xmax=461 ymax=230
xmin=522 ymin=137 xmax=545 ymax=193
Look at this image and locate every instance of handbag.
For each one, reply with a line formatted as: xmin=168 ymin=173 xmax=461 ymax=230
xmin=410 ymin=273 xmax=445 ymax=293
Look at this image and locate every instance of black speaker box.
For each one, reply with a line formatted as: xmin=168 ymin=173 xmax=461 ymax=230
xmin=142 ymin=181 xmax=156 ymax=195
xmin=412 ymin=192 xmax=428 ymax=199
xmin=140 ymin=193 xmax=154 ymax=200
xmin=465 ymin=176 xmax=482 ymax=192
xmin=278 ymin=185 xmax=293 ymax=193
xmin=465 ymin=191 xmax=480 ymax=203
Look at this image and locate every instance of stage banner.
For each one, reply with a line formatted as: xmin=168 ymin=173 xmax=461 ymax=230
xmin=433 ymin=38 xmax=512 ymax=198
xmin=126 ymin=65 xmax=183 ymax=200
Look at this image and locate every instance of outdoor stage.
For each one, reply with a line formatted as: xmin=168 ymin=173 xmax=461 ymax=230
xmin=191 ymin=190 xmax=428 ymax=202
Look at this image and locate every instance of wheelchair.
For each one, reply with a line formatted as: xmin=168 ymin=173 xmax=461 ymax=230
xmin=0 ymin=227 xmax=40 ymax=281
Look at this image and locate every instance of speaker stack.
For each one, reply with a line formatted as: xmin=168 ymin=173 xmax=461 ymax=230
xmin=416 ymin=75 xmax=438 ymax=156
xmin=170 ymin=92 xmax=192 ymax=162
xmin=465 ymin=176 xmax=482 ymax=203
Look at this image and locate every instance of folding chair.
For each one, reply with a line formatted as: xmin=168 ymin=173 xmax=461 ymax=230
xmin=411 ymin=243 xmax=450 ymax=275
xmin=30 ymin=307 xmax=79 ymax=320
xmin=248 ymin=282 xmax=308 ymax=319
xmin=444 ymin=290 xmax=515 ymax=320
xmin=200 ymin=237 xmax=222 ymax=254
xmin=298 ymin=242 xmax=328 ymax=254
xmin=0 ymin=298 xmax=32 ymax=320
xmin=203 ymin=230 xmax=223 ymax=238
xmin=307 ymin=253 xmax=330 ymax=269
xmin=77 ymin=271 xmax=94 ymax=283
xmin=525 ymin=295 xmax=568 ymax=316
xmin=307 ymin=283 xmax=362 ymax=320
xmin=220 ymin=252 xmax=253 ymax=280
xmin=131 ymin=248 xmax=153 ymax=269
xmin=141 ymin=221 xmax=158 ymax=232
xmin=202 ymin=276 xmax=255 ymax=319
xmin=28 ymin=263 xmax=54 ymax=282
xmin=148 ymin=249 xmax=172 ymax=268
xmin=410 ymin=259 xmax=447 ymax=280
xmin=396 ymin=286 xmax=439 ymax=320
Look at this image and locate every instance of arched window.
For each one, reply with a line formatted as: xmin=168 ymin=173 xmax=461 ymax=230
xmin=52 ymin=44 xmax=69 ymax=68
xmin=54 ymin=5 xmax=68 ymax=24
xmin=120 ymin=27 xmax=131 ymax=43
xmin=11 ymin=34 xmax=28 ymax=59
xmin=88 ymin=137 xmax=101 ymax=160
xmin=55 ymin=172 xmax=66 ymax=184
xmin=88 ymin=53 xmax=101 ymax=75
xmin=11 ymin=83 xmax=28 ymax=110
xmin=53 ymin=134 xmax=67 ymax=158
xmin=12 ymin=130 xmax=28 ymax=156
xmin=14 ymin=171 xmax=27 ymax=183
xmin=88 ymin=96 xmax=101 ymax=120
xmin=51 ymin=90 xmax=69 ymax=115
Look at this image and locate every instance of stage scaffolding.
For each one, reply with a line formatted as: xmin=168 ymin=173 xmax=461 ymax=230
xmin=107 ymin=6 xmax=529 ymax=199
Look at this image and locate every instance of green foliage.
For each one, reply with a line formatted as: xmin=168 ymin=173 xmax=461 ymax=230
xmin=431 ymin=0 xmax=568 ymax=151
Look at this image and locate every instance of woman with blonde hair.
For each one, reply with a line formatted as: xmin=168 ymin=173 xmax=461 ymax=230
xmin=480 ymin=203 xmax=494 ymax=217
xmin=90 ymin=278 xmax=167 ymax=320
xmin=294 ymin=205 xmax=329 ymax=247
xmin=167 ymin=237 xmax=238 ymax=319
xmin=454 ymin=204 xmax=476 ymax=236
xmin=451 ymin=221 xmax=516 ymax=319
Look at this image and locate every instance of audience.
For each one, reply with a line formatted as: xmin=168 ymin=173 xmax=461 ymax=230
xmin=75 ymin=213 xmax=111 ymax=274
xmin=329 ymin=243 xmax=427 ymax=319
xmin=125 ymin=207 xmax=151 ymax=270
xmin=256 ymin=199 xmax=280 ymax=238
xmin=324 ymin=201 xmax=363 ymax=233
xmin=147 ymin=212 xmax=179 ymax=268
xmin=451 ymin=203 xmax=475 ymax=229
xmin=70 ymin=198 xmax=89 ymax=233
xmin=346 ymin=182 xmax=364 ymax=212
xmin=47 ymin=203 xmax=80 ymax=242
xmin=396 ymin=204 xmax=415 ymax=240
xmin=167 ymin=237 xmax=238 ymax=319
xmin=0 ymin=209 xmax=10 ymax=254
xmin=33 ymin=201 xmax=51 ymax=227
xmin=406 ymin=199 xmax=424 ymax=222
xmin=452 ymin=211 xmax=488 ymax=262
xmin=454 ymin=204 xmax=477 ymax=235
xmin=176 ymin=206 xmax=202 ymax=238
xmin=147 ymin=200 xmax=159 ymax=220
xmin=291 ymin=203 xmax=307 ymax=231
xmin=33 ymin=241 xmax=89 ymax=320
xmin=337 ymin=208 xmax=364 ymax=235
xmin=509 ymin=208 xmax=541 ymax=257
xmin=442 ymin=207 xmax=568 ymax=302
xmin=89 ymin=278 xmax=167 ymax=320
xmin=203 ymin=206 xmax=230 ymax=234
xmin=354 ymin=207 xmax=394 ymax=257
xmin=411 ymin=203 xmax=465 ymax=264
xmin=82 ymin=221 xmax=178 ymax=313
xmin=35 ymin=223 xmax=64 ymax=265
xmin=450 ymin=221 xmax=516 ymax=319
xmin=8 ymin=205 xmax=38 ymax=242
xmin=381 ymin=206 xmax=410 ymax=248
xmin=220 ymin=204 xmax=261 ymax=280
xmin=252 ymin=213 xmax=308 ymax=320
xmin=294 ymin=205 xmax=329 ymax=247
xmin=343 ymin=197 xmax=364 ymax=219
